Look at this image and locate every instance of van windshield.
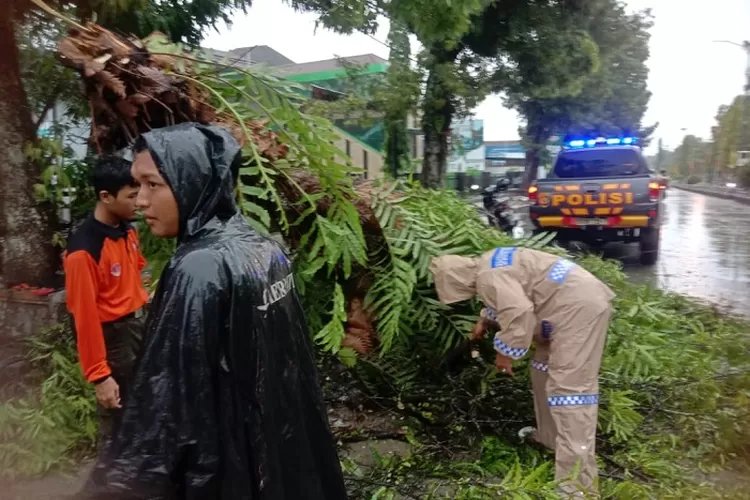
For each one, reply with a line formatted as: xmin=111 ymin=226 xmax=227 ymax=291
xmin=553 ymin=148 xmax=647 ymax=178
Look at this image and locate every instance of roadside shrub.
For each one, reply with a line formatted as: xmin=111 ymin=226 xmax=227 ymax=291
xmin=0 ymin=323 xmax=96 ymax=478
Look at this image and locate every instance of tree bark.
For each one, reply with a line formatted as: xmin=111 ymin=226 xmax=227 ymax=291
xmin=420 ymin=51 xmax=457 ymax=189
xmin=384 ymin=118 xmax=408 ymax=178
xmin=421 ymin=116 xmax=449 ymax=188
xmin=522 ymin=124 xmax=549 ymax=190
xmin=523 ymin=148 xmax=541 ymax=190
xmin=0 ymin=11 xmax=58 ymax=287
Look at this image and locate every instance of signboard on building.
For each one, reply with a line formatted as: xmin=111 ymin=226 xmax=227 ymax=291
xmin=485 ymin=142 xmax=526 ymax=160
xmin=448 ymin=118 xmax=485 ymax=173
xmin=485 ymin=140 xmax=561 ymax=165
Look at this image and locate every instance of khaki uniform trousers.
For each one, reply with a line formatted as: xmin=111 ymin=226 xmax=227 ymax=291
xmin=530 ymin=306 xmax=612 ymax=497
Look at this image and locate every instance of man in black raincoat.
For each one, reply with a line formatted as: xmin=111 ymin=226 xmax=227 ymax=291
xmin=82 ymin=123 xmax=348 ymax=499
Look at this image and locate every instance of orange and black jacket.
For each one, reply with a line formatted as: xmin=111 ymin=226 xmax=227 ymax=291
xmin=64 ymin=216 xmax=148 ymax=383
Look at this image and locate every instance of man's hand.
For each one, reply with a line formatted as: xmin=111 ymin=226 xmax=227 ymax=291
xmin=495 ymin=353 xmax=514 ymax=376
xmin=95 ymin=376 xmax=121 ymax=409
xmin=470 ymin=319 xmax=488 ymax=342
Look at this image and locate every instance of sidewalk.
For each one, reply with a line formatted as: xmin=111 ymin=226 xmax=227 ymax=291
xmin=3 ymin=461 xmax=93 ymax=500
xmin=672 ymin=183 xmax=750 ymax=205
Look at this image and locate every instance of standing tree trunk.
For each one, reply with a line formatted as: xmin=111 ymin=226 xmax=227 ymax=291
xmin=523 ymin=147 xmax=541 ymax=189
xmin=385 ymin=118 xmax=409 ymax=177
xmin=384 ymin=22 xmax=413 ymax=179
xmin=522 ymin=124 xmax=548 ymax=190
xmin=421 ymin=114 xmax=450 ymax=188
xmin=0 ymin=11 xmax=58 ymax=287
xmin=422 ymin=61 xmax=455 ymax=188
xmin=420 ymin=51 xmax=457 ymax=188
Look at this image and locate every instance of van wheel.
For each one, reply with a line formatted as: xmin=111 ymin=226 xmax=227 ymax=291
xmin=639 ymin=227 xmax=660 ymax=265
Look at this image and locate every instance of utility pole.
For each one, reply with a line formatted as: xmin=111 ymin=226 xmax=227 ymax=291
xmin=655 ymin=138 xmax=664 ymax=172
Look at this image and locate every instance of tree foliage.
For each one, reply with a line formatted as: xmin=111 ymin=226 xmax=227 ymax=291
xmin=289 ymin=0 xmax=489 ymax=45
xmin=20 ymin=0 xmax=253 ymax=44
xmin=289 ymin=0 xmax=493 ymax=187
xmin=713 ymin=101 xmax=742 ymax=175
xmin=671 ymin=134 xmax=708 ymax=180
xmin=496 ymin=0 xmax=653 ymax=185
xmin=17 ymin=11 xmax=87 ymax=133
xmin=712 ymin=96 xmax=750 ymax=184
xmin=17 ymin=9 xmax=94 ymax=242
xmin=293 ymin=0 xmax=614 ymax=187
xmin=667 ymin=95 xmax=750 ymax=186
xmin=286 ymin=0 xmax=380 ymax=34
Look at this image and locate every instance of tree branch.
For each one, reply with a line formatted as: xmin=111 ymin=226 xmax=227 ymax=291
xmin=33 ymin=92 xmax=59 ymax=133
xmin=28 ymin=0 xmax=87 ymax=30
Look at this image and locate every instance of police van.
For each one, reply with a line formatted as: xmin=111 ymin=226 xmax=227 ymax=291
xmin=528 ymin=136 xmax=662 ymax=265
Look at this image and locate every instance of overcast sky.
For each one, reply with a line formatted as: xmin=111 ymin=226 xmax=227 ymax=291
xmin=203 ymin=0 xmax=750 ymax=154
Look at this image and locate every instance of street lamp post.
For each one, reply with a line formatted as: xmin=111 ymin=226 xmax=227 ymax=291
xmin=713 ymin=40 xmax=750 ymax=92
xmin=713 ymin=40 xmax=750 ymax=171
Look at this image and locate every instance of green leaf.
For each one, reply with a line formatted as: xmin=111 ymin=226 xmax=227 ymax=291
xmin=241 ymin=200 xmax=271 ymax=230
xmin=313 ymin=283 xmax=347 ymax=354
xmin=240 ymin=185 xmax=270 ymax=200
xmin=337 ymin=347 xmax=358 ymax=368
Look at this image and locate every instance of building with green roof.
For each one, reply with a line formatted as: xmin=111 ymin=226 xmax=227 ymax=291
xmin=208 ymin=47 xmax=398 ymax=178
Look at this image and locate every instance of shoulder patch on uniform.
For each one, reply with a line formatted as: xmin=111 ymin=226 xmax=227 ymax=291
xmin=547 ymin=259 xmax=576 ymax=284
xmin=490 ymin=247 xmax=516 ymax=268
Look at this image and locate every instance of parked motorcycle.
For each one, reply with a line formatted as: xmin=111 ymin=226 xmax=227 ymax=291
xmin=481 ymin=180 xmax=524 ymax=238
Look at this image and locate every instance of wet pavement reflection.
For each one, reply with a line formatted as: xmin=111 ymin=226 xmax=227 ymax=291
xmin=602 ymin=189 xmax=750 ymax=317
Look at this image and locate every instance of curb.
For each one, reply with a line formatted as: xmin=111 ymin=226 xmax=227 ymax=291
xmin=672 ymin=184 xmax=750 ymax=206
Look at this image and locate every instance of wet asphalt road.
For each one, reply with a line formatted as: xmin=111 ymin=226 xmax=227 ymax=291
xmin=601 ymin=189 xmax=750 ymax=317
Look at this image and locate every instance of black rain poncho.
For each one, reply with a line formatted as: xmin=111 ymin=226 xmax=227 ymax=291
xmin=83 ymin=123 xmax=348 ymax=499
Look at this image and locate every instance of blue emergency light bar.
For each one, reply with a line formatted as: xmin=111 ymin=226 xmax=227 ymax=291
xmin=565 ymin=136 xmax=637 ymax=149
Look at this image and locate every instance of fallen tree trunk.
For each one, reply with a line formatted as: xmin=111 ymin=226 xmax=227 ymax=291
xmin=57 ymin=21 xmax=383 ymax=353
